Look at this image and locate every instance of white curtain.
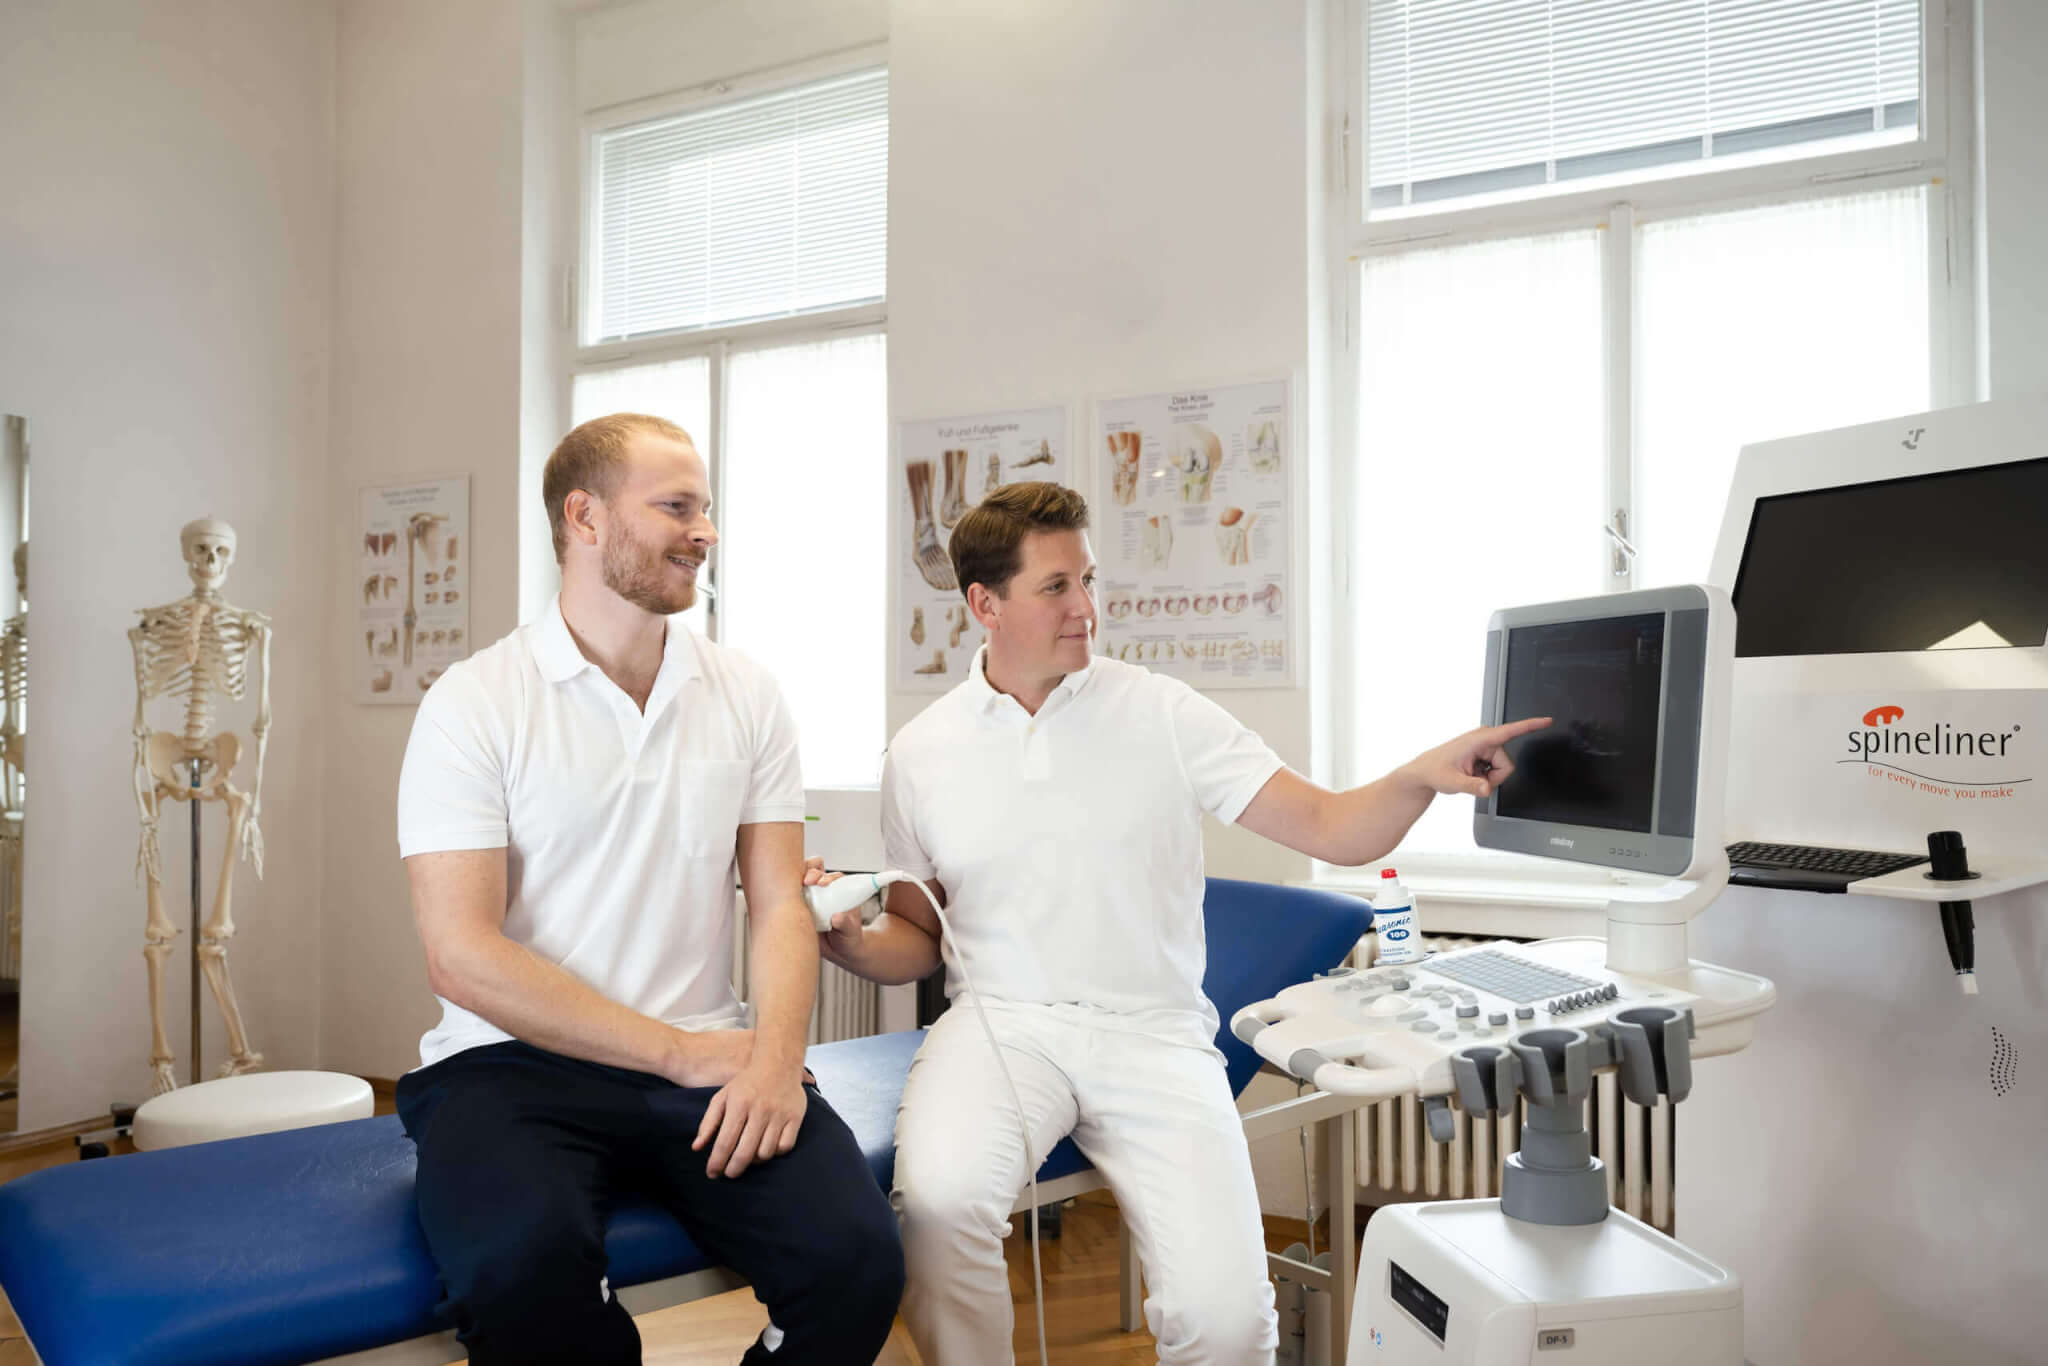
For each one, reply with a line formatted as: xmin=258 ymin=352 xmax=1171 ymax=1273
xmin=1355 ymin=229 xmax=1605 ymax=854
xmin=722 ymin=333 xmax=889 ymax=788
xmin=1634 ymin=186 xmax=1931 ymax=586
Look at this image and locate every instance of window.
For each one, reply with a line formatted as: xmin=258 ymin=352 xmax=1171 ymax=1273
xmin=589 ymin=69 xmax=887 ymax=343
xmin=1369 ymin=0 xmax=1921 ymax=217
xmin=571 ymin=62 xmax=889 ymax=790
xmin=1338 ymin=2 xmax=1961 ymax=864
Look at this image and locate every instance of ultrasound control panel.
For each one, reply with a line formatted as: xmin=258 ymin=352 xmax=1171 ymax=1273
xmin=1231 ymin=938 xmax=1775 ymax=1100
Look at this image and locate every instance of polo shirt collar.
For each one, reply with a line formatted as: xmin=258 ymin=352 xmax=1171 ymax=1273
xmin=531 ymin=595 xmax=703 ymax=688
xmin=966 ymin=644 xmax=1099 ymax=716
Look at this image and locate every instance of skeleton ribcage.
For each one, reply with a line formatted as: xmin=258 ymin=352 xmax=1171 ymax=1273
xmin=137 ymin=605 xmax=256 ymax=747
xmin=1 ymin=621 xmax=24 ymax=714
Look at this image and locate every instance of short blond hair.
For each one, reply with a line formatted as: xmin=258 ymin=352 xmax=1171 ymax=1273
xmin=541 ymin=413 xmax=695 ymax=562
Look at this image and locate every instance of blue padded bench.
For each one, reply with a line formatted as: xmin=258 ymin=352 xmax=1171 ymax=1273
xmin=0 ymin=878 xmax=1371 ymax=1365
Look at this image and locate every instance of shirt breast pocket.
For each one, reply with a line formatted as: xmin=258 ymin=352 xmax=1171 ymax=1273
xmin=674 ymin=759 xmax=752 ymax=855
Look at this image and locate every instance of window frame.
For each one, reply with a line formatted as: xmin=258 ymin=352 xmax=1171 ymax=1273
xmin=1323 ymin=0 xmax=1977 ymax=878
xmin=573 ymin=46 xmax=890 ymax=644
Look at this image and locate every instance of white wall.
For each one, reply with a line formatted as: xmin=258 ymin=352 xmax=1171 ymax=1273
xmin=319 ymin=0 xmax=534 ymax=1081
xmin=886 ymin=0 xmax=1321 ymax=886
xmin=1976 ymin=0 xmax=2048 ymax=397
xmin=576 ymin=0 xmax=888 ymax=115
xmin=0 ymin=0 xmax=337 ymax=1131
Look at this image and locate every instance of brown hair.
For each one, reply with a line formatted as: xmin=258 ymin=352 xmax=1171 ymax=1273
xmin=948 ymin=481 xmax=1090 ymax=599
xmin=541 ymin=413 xmax=695 ymax=562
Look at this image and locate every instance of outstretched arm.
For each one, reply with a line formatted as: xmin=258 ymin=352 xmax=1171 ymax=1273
xmin=1235 ymin=716 xmax=1553 ymax=865
xmin=818 ymin=874 xmax=945 ymax=985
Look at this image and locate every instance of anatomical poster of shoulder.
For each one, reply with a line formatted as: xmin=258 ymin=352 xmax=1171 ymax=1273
xmin=358 ymin=475 xmax=470 ymax=704
xmin=1093 ymin=379 xmax=1293 ymax=688
xmin=893 ymin=406 xmax=1068 ymax=692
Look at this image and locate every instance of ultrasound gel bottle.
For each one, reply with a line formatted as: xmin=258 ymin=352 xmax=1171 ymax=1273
xmin=1371 ymin=868 xmax=1423 ymax=966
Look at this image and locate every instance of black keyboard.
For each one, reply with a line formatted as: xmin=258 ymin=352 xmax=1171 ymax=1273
xmin=1726 ymin=841 xmax=1929 ymax=894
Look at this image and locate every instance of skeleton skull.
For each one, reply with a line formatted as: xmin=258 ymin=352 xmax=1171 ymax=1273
xmin=180 ymin=518 xmax=237 ymax=593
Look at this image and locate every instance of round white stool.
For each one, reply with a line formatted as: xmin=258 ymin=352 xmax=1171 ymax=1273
xmin=131 ymin=1071 xmax=375 ymax=1151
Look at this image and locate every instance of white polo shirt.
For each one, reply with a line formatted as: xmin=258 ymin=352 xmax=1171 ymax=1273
xmin=397 ymin=597 xmax=805 ymax=1068
xmin=881 ymin=648 xmax=1287 ymax=1043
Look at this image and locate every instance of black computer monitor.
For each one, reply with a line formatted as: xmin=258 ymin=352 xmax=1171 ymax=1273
xmin=1730 ymin=456 xmax=2048 ymax=658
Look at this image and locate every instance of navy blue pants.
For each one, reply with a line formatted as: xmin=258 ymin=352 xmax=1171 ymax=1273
xmin=396 ymin=1040 xmax=905 ymax=1365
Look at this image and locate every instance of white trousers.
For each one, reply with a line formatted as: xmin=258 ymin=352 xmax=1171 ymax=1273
xmin=892 ymin=1002 xmax=1278 ymax=1365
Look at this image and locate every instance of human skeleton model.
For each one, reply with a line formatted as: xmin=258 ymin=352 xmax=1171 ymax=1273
xmin=130 ymin=519 xmax=272 ymax=1095
xmin=0 ymin=543 xmax=24 ymax=1026
xmin=2 ymin=544 xmax=24 ymax=782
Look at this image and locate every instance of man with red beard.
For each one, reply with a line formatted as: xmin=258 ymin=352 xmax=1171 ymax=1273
xmin=395 ymin=414 xmax=903 ymax=1365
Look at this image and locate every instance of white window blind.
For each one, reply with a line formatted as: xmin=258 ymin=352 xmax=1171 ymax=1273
xmin=1369 ymin=0 xmax=1922 ymax=214
xmin=592 ymin=69 xmax=887 ymax=342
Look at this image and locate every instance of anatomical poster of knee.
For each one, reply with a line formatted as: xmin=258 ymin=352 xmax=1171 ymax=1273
xmin=358 ymin=475 xmax=470 ymax=704
xmin=894 ymin=406 xmax=1068 ymax=691
xmin=1094 ymin=379 xmax=1292 ymax=687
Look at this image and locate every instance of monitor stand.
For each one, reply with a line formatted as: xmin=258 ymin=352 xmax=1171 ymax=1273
xmin=1601 ymin=852 xmax=1728 ymax=977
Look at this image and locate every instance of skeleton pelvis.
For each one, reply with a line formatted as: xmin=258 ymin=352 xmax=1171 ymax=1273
xmin=148 ymin=731 xmax=240 ymax=794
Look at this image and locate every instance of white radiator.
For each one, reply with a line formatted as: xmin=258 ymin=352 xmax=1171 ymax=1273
xmin=807 ymin=959 xmax=881 ymax=1044
xmin=1353 ymin=934 xmax=1680 ymax=1235
xmin=731 ymin=890 xmax=884 ymax=1046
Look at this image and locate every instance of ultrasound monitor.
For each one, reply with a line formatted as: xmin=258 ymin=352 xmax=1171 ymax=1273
xmin=1474 ymin=584 xmax=1733 ymax=880
xmin=1731 ymin=456 xmax=2048 ymax=657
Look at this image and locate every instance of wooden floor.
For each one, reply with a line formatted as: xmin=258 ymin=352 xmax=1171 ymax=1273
xmin=0 ymin=1089 xmax=1358 ymax=1365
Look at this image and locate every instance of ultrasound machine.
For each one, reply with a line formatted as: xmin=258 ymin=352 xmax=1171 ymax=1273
xmin=1233 ymin=584 xmax=1774 ymax=1365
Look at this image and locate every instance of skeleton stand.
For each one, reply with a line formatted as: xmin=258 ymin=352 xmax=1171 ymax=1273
xmin=187 ymin=761 xmax=201 ymax=1082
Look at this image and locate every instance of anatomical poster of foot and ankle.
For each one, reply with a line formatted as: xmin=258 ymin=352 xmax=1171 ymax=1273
xmin=893 ymin=406 xmax=1068 ymax=691
xmin=357 ymin=475 xmax=471 ymax=704
xmin=1094 ymin=379 xmax=1293 ymax=687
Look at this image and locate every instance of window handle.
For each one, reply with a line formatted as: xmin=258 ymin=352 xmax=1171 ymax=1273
xmin=1604 ymin=510 xmax=1636 ymax=577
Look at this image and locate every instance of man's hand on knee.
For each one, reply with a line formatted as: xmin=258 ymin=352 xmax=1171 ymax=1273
xmin=693 ymin=1059 xmax=808 ymax=1178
